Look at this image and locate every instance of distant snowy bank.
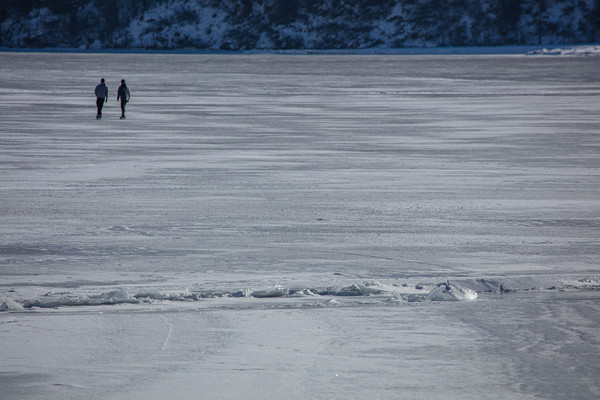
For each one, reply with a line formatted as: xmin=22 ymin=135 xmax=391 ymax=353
xmin=275 ymin=44 xmax=600 ymax=56
xmin=2 ymin=275 xmax=598 ymax=312
xmin=527 ymin=45 xmax=600 ymax=56
xmin=2 ymin=44 xmax=598 ymax=56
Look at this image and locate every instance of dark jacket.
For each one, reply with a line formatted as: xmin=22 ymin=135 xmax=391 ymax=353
xmin=95 ymin=82 xmax=108 ymax=99
xmin=117 ymin=84 xmax=130 ymax=102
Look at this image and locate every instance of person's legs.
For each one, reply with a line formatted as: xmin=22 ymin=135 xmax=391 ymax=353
xmin=120 ymin=100 xmax=126 ymax=119
xmin=96 ymin=97 xmax=104 ymax=118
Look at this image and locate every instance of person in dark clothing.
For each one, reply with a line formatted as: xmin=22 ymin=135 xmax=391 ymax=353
xmin=117 ymin=79 xmax=130 ymax=120
xmin=94 ymin=78 xmax=108 ymax=120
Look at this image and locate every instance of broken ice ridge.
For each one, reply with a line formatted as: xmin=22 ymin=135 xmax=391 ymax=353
xmin=2 ymin=275 xmax=598 ymax=311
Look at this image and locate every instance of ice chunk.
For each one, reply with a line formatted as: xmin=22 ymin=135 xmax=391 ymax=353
xmin=23 ymin=288 xmax=138 ymax=308
xmin=89 ymin=288 xmax=131 ymax=302
xmin=232 ymin=289 xmax=251 ymax=298
xmin=0 ymin=297 xmax=24 ymax=311
xmin=426 ymin=282 xmax=478 ymax=301
xmin=251 ymin=286 xmax=289 ymax=298
xmin=324 ymin=298 xmax=339 ymax=306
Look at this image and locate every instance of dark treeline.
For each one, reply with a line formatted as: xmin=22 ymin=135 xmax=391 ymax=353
xmin=1 ymin=0 xmax=599 ymax=50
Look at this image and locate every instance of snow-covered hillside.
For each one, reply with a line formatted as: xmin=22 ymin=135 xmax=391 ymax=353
xmin=1 ymin=0 xmax=599 ymax=50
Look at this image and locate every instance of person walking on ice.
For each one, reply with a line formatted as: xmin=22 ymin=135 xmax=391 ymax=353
xmin=94 ymin=78 xmax=108 ymax=120
xmin=117 ymin=79 xmax=130 ymax=120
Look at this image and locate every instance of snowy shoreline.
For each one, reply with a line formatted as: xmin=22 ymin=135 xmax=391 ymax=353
xmin=1 ymin=44 xmax=598 ymax=56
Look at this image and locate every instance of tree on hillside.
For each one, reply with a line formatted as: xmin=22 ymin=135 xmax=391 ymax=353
xmin=592 ymin=0 xmax=600 ymax=41
xmin=519 ymin=0 xmax=548 ymax=44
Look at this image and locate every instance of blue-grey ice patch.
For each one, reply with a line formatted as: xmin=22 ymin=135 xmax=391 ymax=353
xmin=315 ymin=283 xmax=384 ymax=296
xmin=425 ymin=282 xmax=478 ymax=301
xmin=251 ymin=286 xmax=289 ymax=298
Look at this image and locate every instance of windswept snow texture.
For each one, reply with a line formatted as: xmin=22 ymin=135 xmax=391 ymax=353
xmin=0 ymin=52 xmax=600 ymax=399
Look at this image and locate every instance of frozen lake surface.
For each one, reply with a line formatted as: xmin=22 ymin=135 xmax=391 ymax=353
xmin=1 ymin=52 xmax=599 ymax=399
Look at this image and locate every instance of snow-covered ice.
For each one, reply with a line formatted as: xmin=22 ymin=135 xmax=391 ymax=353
xmin=0 ymin=51 xmax=599 ymax=399
xmin=527 ymin=45 xmax=600 ymax=56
